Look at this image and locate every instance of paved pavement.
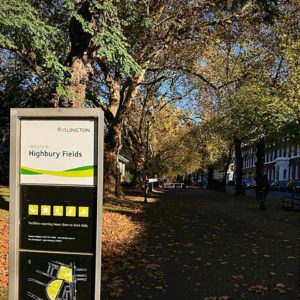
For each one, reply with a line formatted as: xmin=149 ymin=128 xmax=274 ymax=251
xmin=102 ymin=188 xmax=299 ymax=300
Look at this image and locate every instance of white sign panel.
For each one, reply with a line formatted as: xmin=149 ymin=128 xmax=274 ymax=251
xmin=20 ymin=119 xmax=96 ymax=185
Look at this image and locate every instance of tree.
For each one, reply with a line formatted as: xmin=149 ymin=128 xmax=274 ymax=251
xmin=123 ymin=70 xmax=196 ymax=186
xmin=188 ymin=0 xmax=299 ymax=195
xmin=233 ymin=2 xmax=300 ymax=194
xmin=150 ymin=109 xmax=202 ymax=178
xmin=124 ymin=94 xmax=201 ymax=183
xmin=0 ymin=0 xmax=285 ymax=196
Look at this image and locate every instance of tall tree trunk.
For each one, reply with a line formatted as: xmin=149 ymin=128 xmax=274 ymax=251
xmin=234 ymin=139 xmax=245 ymax=195
xmin=62 ymin=57 xmax=93 ymax=107
xmin=123 ymin=123 xmax=146 ymax=188
xmin=207 ymin=165 xmax=214 ymax=189
xmin=255 ymin=137 xmax=265 ymax=198
xmin=101 ymin=65 xmax=145 ymax=197
xmin=126 ymin=136 xmax=145 ymax=188
xmin=131 ymin=148 xmax=146 ymax=187
xmin=104 ymin=124 xmax=123 ymax=197
xmin=55 ymin=2 xmax=94 ymax=108
xmin=200 ymin=170 xmax=204 ymax=187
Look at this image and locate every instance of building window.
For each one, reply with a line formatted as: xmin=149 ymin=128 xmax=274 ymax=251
xmin=283 ymin=169 xmax=287 ymax=179
xmin=270 ymin=151 xmax=272 ymax=161
xmin=292 ymin=165 xmax=296 ymax=180
xmin=284 ymin=146 xmax=287 ymax=157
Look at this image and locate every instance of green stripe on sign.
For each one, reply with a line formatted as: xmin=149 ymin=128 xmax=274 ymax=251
xmin=21 ymin=168 xmax=41 ymax=175
xmin=66 ymin=165 xmax=95 ymax=171
xmin=20 ymin=166 xmax=95 ymax=177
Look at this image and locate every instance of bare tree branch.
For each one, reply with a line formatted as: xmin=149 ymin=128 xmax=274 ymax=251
xmin=172 ymin=66 xmax=218 ymax=90
xmin=139 ymin=75 xmax=167 ymax=86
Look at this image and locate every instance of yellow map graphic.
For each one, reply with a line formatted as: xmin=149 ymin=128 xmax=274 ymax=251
xmin=46 ymin=279 xmax=63 ymax=300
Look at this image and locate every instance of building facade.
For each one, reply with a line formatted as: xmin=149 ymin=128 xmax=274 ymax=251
xmin=118 ymin=155 xmax=129 ymax=182
xmin=242 ymin=140 xmax=300 ymax=184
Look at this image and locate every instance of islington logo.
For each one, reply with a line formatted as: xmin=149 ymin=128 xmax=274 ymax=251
xmin=57 ymin=127 xmax=91 ymax=133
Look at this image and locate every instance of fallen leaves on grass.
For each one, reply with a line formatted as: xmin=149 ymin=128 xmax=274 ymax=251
xmin=272 ymin=283 xmax=287 ymax=293
xmin=232 ymin=275 xmax=243 ymax=280
xmin=248 ymin=285 xmax=268 ymax=294
xmin=0 ymin=218 xmax=8 ymax=290
xmin=0 ymin=199 xmax=145 ymax=299
xmin=102 ymin=211 xmax=144 ymax=256
xmin=102 ymin=210 xmax=144 ymax=298
xmin=0 ymin=187 xmax=9 ymax=297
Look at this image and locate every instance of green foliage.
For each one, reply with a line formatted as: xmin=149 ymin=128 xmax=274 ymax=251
xmin=284 ymin=40 xmax=300 ymax=122
xmin=0 ymin=0 xmax=70 ymax=86
xmin=150 ymin=105 xmax=202 ymax=176
xmin=95 ymin=30 xmax=141 ymax=75
xmin=91 ymin=0 xmax=141 ymax=75
xmin=0 ymin=0 xmax=145 ymax=93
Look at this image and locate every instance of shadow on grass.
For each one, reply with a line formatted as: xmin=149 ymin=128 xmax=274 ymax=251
xmin=103 ymin=196 xmax=144 ymax=216
xmin=0 ymin=197 xmax=8 ymax=211
xmin=103 ymin=188 xmax=160 ymax=216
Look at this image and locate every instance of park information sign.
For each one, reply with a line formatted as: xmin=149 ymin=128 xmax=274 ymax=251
xmin=9 ymin=109 xmax=104 ymax=300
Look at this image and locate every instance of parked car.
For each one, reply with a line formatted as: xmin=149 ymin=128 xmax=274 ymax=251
xmin=242 ymin=179 xmax=253 ymax=189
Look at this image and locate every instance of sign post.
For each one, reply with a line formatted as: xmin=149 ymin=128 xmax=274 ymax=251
xmin=9 ymin=108 xmax=103 ymax=300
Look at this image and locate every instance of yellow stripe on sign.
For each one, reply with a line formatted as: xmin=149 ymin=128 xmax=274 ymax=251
xmin=21 ymin=166 xmax=94 ymax=177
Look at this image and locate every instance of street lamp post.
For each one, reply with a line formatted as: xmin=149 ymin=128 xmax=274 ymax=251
xmin=144 ymin=108 xmax=152 ymax=203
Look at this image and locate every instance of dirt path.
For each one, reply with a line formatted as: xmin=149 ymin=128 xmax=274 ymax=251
xmin=102 ymin=188 xmax=299 ymax=300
